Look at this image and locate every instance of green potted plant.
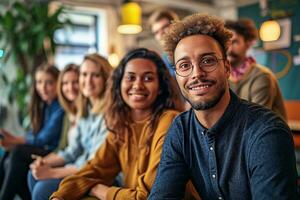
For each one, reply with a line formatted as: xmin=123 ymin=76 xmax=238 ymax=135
xmin=0 ymin=0 xmax=67 ymax=129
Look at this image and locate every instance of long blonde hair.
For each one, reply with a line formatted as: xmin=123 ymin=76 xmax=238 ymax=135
xmin=77 ymin=53 xmax=113 ymax=118
xmin=57 ymin=63 xmax=79 ymax=116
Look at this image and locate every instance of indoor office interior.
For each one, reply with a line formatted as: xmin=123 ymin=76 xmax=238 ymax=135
xmin=0 ymin=0 xmax=300 ymax=199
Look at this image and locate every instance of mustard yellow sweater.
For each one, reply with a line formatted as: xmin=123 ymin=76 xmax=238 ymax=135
xmin=51 ymin=110 xmax=179 ymax=200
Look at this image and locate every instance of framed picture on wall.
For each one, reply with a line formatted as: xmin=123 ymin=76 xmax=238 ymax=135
xmin=263 ymin=18 xmax=291 ymax=50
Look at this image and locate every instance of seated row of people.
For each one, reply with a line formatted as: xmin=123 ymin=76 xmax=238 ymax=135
xmin=28 ymin=54 xmax=112 ymax=200
xmin=0 ymin=12 xmax=299 ymax=200
xmin=0 ymin=48 xmax=199 ymax=200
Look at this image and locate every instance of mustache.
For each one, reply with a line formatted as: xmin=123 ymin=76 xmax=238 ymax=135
xmin=188 ymin=78 xmax=216 ymax=88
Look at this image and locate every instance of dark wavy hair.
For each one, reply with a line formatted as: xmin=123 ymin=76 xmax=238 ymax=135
xmin=104 ymin=48 xmax=183 ymax=143
xmin=225 ymin=18 xmax=258 ymax=42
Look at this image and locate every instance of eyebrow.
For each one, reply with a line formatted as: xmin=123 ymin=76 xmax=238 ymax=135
xmin=175 ymin=52 xmax=218 ymax=65
xmin=125 ymin=71 xmax=156 ymax=75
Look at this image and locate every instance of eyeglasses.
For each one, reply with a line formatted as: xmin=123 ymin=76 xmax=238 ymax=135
xmin=174 ymin=54 xmax=224 ymax=77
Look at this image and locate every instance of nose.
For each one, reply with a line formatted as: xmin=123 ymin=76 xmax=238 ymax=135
xmin=42 ymin=82 xmax=47 ymax=91
xmin=191 ymin=63 xmax=206 ymax=79
xmin=227 ymin=45 xmax=232 ymax=54
xmin=67 ymin=82 xmax=73 ymax=91
xmin=86 ymin=74 xmax=93 ymax=84
xmin=132 ymin=78 xmax=144 ymax=90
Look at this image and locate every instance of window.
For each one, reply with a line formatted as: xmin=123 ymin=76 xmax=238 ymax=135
xmin=54 ymin=7 xmax=107 ymax=69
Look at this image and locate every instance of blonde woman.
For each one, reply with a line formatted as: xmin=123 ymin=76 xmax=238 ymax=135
xmin=28 ymin=54 xmax=113 ymax=200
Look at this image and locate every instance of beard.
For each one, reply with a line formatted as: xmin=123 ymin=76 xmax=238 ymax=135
xmin=182 ymin=79 xmax=226 ymax=110
xmin=227 ymin=52 xmax=242 ymax=68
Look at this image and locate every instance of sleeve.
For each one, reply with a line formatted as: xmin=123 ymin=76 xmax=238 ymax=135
xmin=25 ymin=107 xmax=64 ymax=149
xmin=57 ymin=122 xmax=83 ymax=164
xmin=148 ymin=116 xmax=189 ymax=200
xmin=88 ymin=116 xmax=108 ymax=161
xmin=50 ymin=132 xmax=121 ymax=200
xmin=54 ymin=115 xmax=70 ymax=153
xmin=248 ymin=127 xmax=299 ymax=200
xmin=106 ymin=111 xmax=179 ymax=200
xmin=249 ymin=72 xmax=276 ymax=109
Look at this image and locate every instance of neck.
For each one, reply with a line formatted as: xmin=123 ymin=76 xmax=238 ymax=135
xmin=194 ymin=90 xmax=231 ymax=129
xmin=89 ymin=97 xmax=98 ymax=107
xmin=131 ymin=109 xmax=152 ymax=122
xmin=46 ymin=98 xmax=55 ymax=105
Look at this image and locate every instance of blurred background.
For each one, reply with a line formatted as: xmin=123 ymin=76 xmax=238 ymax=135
xmin=0 ymin=0 xmax=300 ymax=163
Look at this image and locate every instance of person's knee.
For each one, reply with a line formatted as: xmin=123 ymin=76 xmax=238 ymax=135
xmin=32 ymin=180 xmax=60 ymax=200
xmin=32 ymin=182 xmax=50 ymax=200
xmin=27 ymin=170 xmax=36 ymax=192
xmin=9 ymin=145 xmax=26 ymax=160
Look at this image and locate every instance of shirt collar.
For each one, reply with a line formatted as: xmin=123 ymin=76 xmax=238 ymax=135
xmin=192 ymin=90 xmax=241 ymax=135
xmin=230 ymin=56 xmax=256 ymax=82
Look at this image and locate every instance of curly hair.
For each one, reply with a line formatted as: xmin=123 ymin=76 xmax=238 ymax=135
xmin=225 ymin=18 xmax=258 ymax=42
xmin=163 ymin=13 xmax=233 ymax=64
xmin=104 ymin=48 xmax=184 ymax=144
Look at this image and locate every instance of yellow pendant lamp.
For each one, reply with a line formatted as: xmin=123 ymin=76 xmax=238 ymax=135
xmin=117 ymin=1 xmax=142 ymax=34
xmin=259 ymin=20 xmax=281 ymax=42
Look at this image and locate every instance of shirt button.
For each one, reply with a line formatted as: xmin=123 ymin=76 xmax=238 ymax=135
xmin=218 ymin=197 xmax=223 ymax=200
xmin=201 ymin=131 xmax=204 ymax=135
xmin=212 ymin=174 xmax=216 ymax=178
xmin=209 ymin=147 xmax=213 ymax=151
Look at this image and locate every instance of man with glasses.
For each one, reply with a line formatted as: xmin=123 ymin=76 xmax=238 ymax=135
xmin=225 ymin=19 xmax=286 ymax=120
xmin=148 ymin=9 xmax=179 ymax=76
xmin=149 ymin=13 xmax=299 ymax=200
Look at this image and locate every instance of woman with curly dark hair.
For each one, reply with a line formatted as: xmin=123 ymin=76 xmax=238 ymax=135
xmin=50 ymin=48 xmax=184 ymax=200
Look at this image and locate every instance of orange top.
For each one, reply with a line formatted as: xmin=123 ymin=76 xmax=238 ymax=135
xmin=51 ymin=110 xmax=179 ymax=200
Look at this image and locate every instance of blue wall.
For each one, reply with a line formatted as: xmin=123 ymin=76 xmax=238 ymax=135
xmin=238 ymin=0 xmax=300 ymax=100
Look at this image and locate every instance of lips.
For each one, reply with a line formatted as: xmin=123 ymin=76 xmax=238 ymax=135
xmin=187 ymin=80 xmax=215 ymax=95
xmin=129 ymin=92 xmax=148 ymax=101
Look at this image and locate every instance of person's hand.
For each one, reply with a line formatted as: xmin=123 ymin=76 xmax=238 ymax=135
xmin=0 ymin=129 xmax=17 ymax=150
xmin=30 ymin=154 xmax=46 ymax=168
xmin=89 ymin=183 xmax=109 ymax=200
xmin=31 ymin=164 xmax=53 ymax=180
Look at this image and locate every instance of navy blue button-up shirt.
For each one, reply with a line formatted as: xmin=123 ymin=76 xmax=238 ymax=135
xmin=149 ymin=91 xmax=299 ymax=200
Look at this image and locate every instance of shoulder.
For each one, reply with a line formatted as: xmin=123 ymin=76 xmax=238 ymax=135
xmin=172 ymin=109 xmax=194 ymax=127
xmin=238 ymin=100 xmax=289 ymax=137
xmin=49 ymin=101 xmax=64 ymax=118
xmin=155 ymin=109 xmax=180 ymax=132
xmin=159 ymin=109 xmax=179 ymax=121
xmin=251 ymin=64 xmax=277 ymax=81
xmin=162 ymin=109 xmax=194 ymax=141
xmin=151 ymin=110 xmax=180 ymax=142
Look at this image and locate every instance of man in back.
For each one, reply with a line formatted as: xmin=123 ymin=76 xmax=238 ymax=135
xmin=148 ymin=8 xmax=179 ymax=76
xmin=149 ymin=13 xmax=298 ymax=200
xmin=225 ymin=19 xmax=286 ymax=120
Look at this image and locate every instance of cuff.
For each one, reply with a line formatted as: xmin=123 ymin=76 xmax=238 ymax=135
xmin=106 ymin=186 xmax=122 ymax=200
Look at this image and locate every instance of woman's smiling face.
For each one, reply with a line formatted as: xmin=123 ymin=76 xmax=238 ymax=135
xmin=121 ymin=58 xmax=160 ymax=114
